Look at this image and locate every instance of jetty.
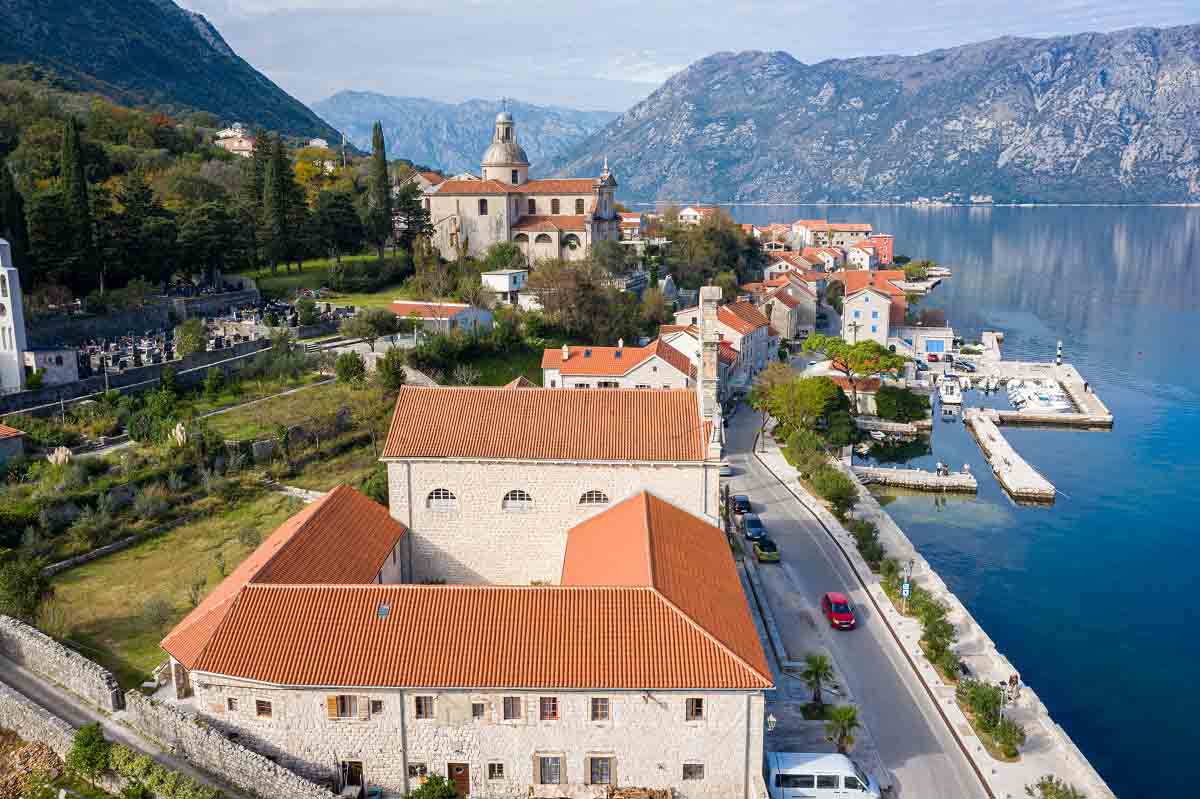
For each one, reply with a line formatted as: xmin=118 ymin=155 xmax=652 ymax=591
xmin=964 ymin=408 xmax=1055 ymax=502
xmin=853 ymin=465 xmax=977 ymax=493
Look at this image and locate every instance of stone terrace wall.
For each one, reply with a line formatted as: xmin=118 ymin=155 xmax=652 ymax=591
xmin=27 ymin=304 xmax=174 ymax=348
xmin=0 ymin=678 xmax=75 ymax=759
xmin=0 ymin=616 xmax=123 ymax=712
xmin=123 ymin=691 xmax=335 ymax=799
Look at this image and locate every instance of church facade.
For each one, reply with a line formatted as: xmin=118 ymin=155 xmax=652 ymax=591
xmin=424 ymin=113 xmax=620 ymax=262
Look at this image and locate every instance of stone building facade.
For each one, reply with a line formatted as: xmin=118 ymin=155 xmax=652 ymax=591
xmin=424 ymin=114 xmax=620 ymax=262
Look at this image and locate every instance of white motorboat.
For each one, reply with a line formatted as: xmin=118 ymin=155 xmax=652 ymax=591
xmin=938 ymin=376 xmax=963 ymax=405
xmin=869 ymin=430 xmax=887 ymax=442
xmin=1007 ymin=379 xmax=1073 ymax=412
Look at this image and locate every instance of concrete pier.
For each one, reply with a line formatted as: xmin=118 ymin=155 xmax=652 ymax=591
xmin=964 ymin=409 xmax=1056 ymax=502
xmin=852 ymin=465 xmax=977 ymax=493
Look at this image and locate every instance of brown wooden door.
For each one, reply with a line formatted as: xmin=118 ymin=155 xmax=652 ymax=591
xmin=447 ymin=763 xmax=469 ymax=797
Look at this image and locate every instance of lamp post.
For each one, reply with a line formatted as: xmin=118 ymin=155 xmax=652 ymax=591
xmin=903 ymin=558 xmax=914 ymax=615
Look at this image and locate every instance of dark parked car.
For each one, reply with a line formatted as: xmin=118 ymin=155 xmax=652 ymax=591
xmin=732 ymin=494 xmax=752 ymax=515
xmin=740 ymin=513 xmax=767 ymax=541
xmin=954 ymin=360 xmax=977 ymax=373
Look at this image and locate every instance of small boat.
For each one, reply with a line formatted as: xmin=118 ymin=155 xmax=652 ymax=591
xmin=939 ymin=376 xmax=963 ymax=405
xmin=869 ymin=430 xmax=887 ymax=442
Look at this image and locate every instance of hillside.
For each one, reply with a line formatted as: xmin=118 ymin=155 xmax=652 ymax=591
xmin=314 ymin=92 xmax=616 ymax=173
xmin=0 ymin=0 xmax=337 ymax=140
xmin=555 ymin=24 xmax=1200 ymax=203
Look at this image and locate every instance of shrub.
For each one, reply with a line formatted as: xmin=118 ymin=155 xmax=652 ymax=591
xmin=142 ymin=597 xmax=173 ymax=631
xmin=202 ymin=367 xmax=226 ymax=399
xmin=6 ymin=413 xmax=74 ymax=448
xmin=1025 ymin=775 xmax=1086 ymax=799
xmin=68 ymin=506 xmax=113 ymax=549
xmin=67 ymin=723 xmax=110 ymax=788
xmin=407 ymin=774 xmax=458 ymax=799
xmin=934 ymin=647 xmax=962 ymax=678
xmin=296 ymin=297 xmax=318 ymax=326
xmin=810 ymin=466 xmax=857 ymax=517
xmin=994 ymin=716 xmax=1027 ymax=758
xmin=335 ymin=351 xmax=367 ymax=384
xmin=845 ymin=518 xmax=885 ymax=568
xmin=361 ymin=463 xmax=388 ymax=504
xmin=375 ymin=346 xmax=408 ymax=391
xmin=957 ymin=679 xmax=1003 ymax=730
xmin=134 ymin=483 xmax=171 ymax=521
xmin=875 ymin=385 xmax=930 ymax=422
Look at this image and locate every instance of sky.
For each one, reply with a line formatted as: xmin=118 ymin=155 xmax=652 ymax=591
xmin=180 ymin=0 xmax=1199 ymax=112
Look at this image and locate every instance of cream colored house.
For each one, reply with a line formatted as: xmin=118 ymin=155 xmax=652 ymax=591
xmin=841 ymin=287 xmax=891 ymax=346
xmin=424 ymin=114 xmax=620 ymax=262
xmin=541 ymin=339 xmax=695 ymax=390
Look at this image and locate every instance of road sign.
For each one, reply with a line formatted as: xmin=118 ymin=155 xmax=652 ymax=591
xmin=901 ymin=581 xmax=911 ymax=599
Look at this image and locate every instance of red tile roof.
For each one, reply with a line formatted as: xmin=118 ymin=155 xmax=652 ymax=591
xmin=382 ymin=386 xmax=706 ymax=462
xmin=161 ymin=486 xmax=406 ymax=668
xmin=832 ymin=223 xmax=873 ymax=231
xmin=165 ymin=492 xmax=771 ymax=691
xmin=419 ymin=171 xmax=444 ymax=185
xmin=504 ymin=376 xmax=537 ymax=388
xmin=718 ymin=302 xmax=771 ymax=335
xmin=390 ymin=301 xmax=472 ymax=319
xmin=430 ymin=178 xmax=516 ymax=195
xmin=517 ymin=178 xmax=595 ymax=194
xmin=541 ymin=339 xmax=693 ymax=379
xmin=794 ymin=219 xmax=829 ymax=230
xmin=512 ymin=215 xmax=588 ymax=232
xmin=0 ymin=423 xmax=24 ymax=440
xmin=720 ymin=340 xmax=738 ymax=365
xmin=829 ymin=376 xmax=882 ymax=393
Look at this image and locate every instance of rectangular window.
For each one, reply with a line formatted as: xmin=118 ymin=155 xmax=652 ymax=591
xmin=488 ymin=763 xmax=505 ymax=780
xmin=844 ymin=776 xmax=864 ymax=790
xmin=335 ymin=695 xmax=358 ymax=719
xmin=590 ymin=698 xmax=610 ymax=721
xmin=871 ymin=325 xmax=877 ymax=333
xmin=776 ymin=775 xmax=815 ymax=788
xmin=226 ymin=698 xmax=238 ymax=712
xmin=597 ymin=381 xmax=619 ymax=389
xmin=683 ymin=764 xmax=704 ymax=781
xmin=589 ymin=757 xmax=612 ymax=785
xmin=685 ymin=698 xmax=704 ymax=721
xmin=539 ymin=696 xmax=559 ymax=720
xmin=817 ymin=775 xmax=839 ymax=789
xmin=528 ymin=198 xmax=536 ymax=214
xmin=414 ymin=696 xmax=434 ymax=719
xmin=575 ymin=199 xmax=585 ymax=214
xmin=370 ymin=700 xmax=384 ymax=716
xmin=538 ymin=756 xmax=562 ymax=785
xmin=871 ymin=310 xmax=879 ymax=319
xmin=408 ymin=764 xmax=427 ymax=779
xmin=478 ymin=198 xmax=488 ymax=215
xmin=255 ymin=700 xmax=272 ymax=719
xmin=853 ymin=310 xmax=861 ymax=319
xmin=472 ymin=702 xmax=486 ymax=720
xmin=502 ymin=696 xmax=522 ymax=720
xmin=512 ymin=169 xmax=519 ymax=184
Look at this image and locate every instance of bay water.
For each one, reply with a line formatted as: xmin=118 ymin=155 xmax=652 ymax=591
xmin=728 ymin=205 xmax=1200 ymax=799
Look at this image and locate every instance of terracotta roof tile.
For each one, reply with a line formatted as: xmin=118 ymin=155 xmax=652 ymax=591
xmin=429 ymin=179 xmax=515 ymax=195
xmin=517 ymin=178 xmax=596 ymax=194
xmin=382 ymin=386 xmax=706 ymax=462
xmin=718 ymin=302 xmax=771 ymax=335
xmin=540 ymin=340 xmax=692 ymax=379
xmin=512 ymin=215 xmax=588 ymax=232
xmin=832 ymin=223 xmax=873 ymax=231
xmin=719 ymin=341 xmax=738 ymax=365
xmin=0 ymin=423 xmax=24 ymax=440
xmin=390 ymin=301 xmax=472 ymax=319
xmin=504 ymin=376 xmax=537 ymax=388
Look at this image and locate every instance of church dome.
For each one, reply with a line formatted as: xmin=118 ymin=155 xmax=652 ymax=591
xmin=482 ymin=139 xmax=529 ymax=166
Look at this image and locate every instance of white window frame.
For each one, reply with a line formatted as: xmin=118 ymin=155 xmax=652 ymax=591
xmin=502 ymin=489 xmax=534 ymax=512
xmin=426 ymin=488 xmax=458 ymax=512
xmin=579 ymin=490 xmax=610 ymax=506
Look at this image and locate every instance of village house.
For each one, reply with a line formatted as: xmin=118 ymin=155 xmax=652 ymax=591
xmin=215 ymin=133 xmax=255 ymax=158
xmin=0 ymin=242 xmax=28 ymax=394
xmin=741 ymin=277 xmax=818 ymax=343
xmin=23 ymin=347 xmax=82 ymax=385
xmin=540 ymin=338 xmax=694 ymax=390
xmin=841 ymin=287 xmax=892 ymax=346
xmin=677 ymin=206 xmax=718 ymax=226
xmin=846 ymin=243 xmax=877 ymax=270
xmin=424 ymin=114 xmax=620 ymax=262
xmin=480 ymin=269 xmax=528 ymax=306
xmin=657 ymin=324 xmax=737 ymax=403
xmin=618 ymin=212 xmax=644 ymax=241
xmin=800 ymin=247 xmax=844 ymax=271
xmin=835 ymin=272 xmax=953 ymax=359
xmin=400 ymin=171 xmax=446 ymax=193
xmin=866 ymin=234 xmax=894 ymax=265
xmin=0 ymin=423 xmax=24 ymax=464
xmin=388 ymin=301 xmax=493 ymax=334
xmin=828 ymin=223 xmax=873 ymax=248
xmin=764 ymin=252 xmax=821 ymax=281
xmin=673 ymin=301 xmax=773 ymax=388
xmin=791 ymin=220 xmax=830 ymax=247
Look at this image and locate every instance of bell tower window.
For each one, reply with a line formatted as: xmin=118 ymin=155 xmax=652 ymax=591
xmin=528 ymin=199 xmax=536 ymax=214
xmin=512 ymin=169 xmax=519 ymax=184
xmin=551 ymin=199 xmax=560 ymax=215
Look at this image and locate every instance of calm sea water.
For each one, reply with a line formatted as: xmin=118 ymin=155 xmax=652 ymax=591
xmin=729 ymin=205 xmax=1200 ymax=799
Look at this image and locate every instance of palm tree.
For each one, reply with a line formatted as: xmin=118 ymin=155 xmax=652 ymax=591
xmin=826 ymin=705 xmax=861 ymax=754
xmin=800 ymin=653 xmax=835 ymax=709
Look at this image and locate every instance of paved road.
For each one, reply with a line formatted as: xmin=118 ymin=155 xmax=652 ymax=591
xmin=724 ymin=408 xmax=986 ymax=799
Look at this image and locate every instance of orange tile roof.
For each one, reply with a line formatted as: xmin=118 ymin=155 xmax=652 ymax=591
xmin=512 ymin=214 xmax=587 ymax=232
xmin=504 ymin=376 xmax=537 ymax=388
xmin=719 ymin=340 xmax=738 ymax=365
xmin=542 ymin=339 xmax=694 ymax=379
xmin=718 ymin=302 xmax=770 ymax=335
xmin=832 ymin=223 xmax=873 ymax=231
xmin=0 ymin=423 xmax=24 ymax=440
xmin=166 ymin=492 xmax=771 ymax=691
xmin=161 ymin=486 xmax=406 ymax=668
xmin=390 ymin=301 xmax=472 ymax=319
xmin=419 ymin=171 xmax=444 ymax=185
xmin=430 ymin=178 xmax=515 ymax=195
xmin=517 ymin=178 xmax=595 ymax=194
xmin=382 ymin=386 xmax=706 ymax=462
xmin=794 ymin=219 xmax=829 ymax=230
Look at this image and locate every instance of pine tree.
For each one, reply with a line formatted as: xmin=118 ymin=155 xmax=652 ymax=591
xmin=258 ymin=135 xmax=288 ymax=273
xmin=238 ymin=128 xmax=270 ymax=269
xmin=392 ymin=177 xmax=431 ymax=251
xmin=0 ymin=160 xmax=29 ymax=283
xmin=365 ymin=121 xmax=392 ymax=263
xmin=60 ymin=117 xmax=94 ymax=287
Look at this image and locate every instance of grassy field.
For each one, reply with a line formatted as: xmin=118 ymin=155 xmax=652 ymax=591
xmin=52 ymin=491 xmax=304 ymax=689
xmin=287 ymin=443 xmax=381 ymax=492
xmin=204 ymin=380 xmax=390 ymax=439
xmin=469 ymin=343 xmax=547 ymax=386
xmin=232 ymin=255 xmax=415 ymax=308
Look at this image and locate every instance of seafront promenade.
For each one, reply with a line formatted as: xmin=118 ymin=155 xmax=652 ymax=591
xmin=749 ymin=430 xmax=1116 ymax=799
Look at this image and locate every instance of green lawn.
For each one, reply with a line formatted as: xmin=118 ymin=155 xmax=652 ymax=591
xmin=470 ymin=343 xmax=548 ymax=386
xmin=52 ymin=491 xmax=304 ymax=689
xmin=204 ymin=380 xmax=390 ymax=439
xmin=232 ymin=255 xmax=415 ymax=308
xmin=287 ymin=443 xmax=382 ymax=492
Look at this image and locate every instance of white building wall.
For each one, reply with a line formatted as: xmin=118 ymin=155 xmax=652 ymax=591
xmin=0 ymin=245 xmax=28 ymax=394
xmin=386 ymin=460 xmax=720 ymax=585
xmin=190 ymin=677 xmax=765 ymax=799
xmin=841 ymin=293 xmax=890 ymax=346
xmin=545 ymin=358 xmax=691 ymax=390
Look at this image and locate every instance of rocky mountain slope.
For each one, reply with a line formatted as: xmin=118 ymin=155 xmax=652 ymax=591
xmin=555 ymin=24 xmax=1200 ymax=203
xmin=0 ymin=0 xmax=337 ymax=139
xmin=314 ymin=92 xmax=617 ymax=173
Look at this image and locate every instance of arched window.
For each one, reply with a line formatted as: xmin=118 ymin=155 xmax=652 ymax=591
xmin=502 ymin=489 xmax=534 ymax=512
xmin=528 ymin=198 xmax=536 ymax=214
xmin=513 ymin=233 xmax=529 ymax=244
xmin=575 ymin=199 xmax=585 ymax=214
xmin=427 ymin=488 xmax=458 ymax=511
xmin=478 ymin=198 xmax=488 ymax=216
xmin=534 ymin=233 xmax=553 ymax=244
xmin=579 ymin=490 xmax=609 ymax=506
xmin=551 ymin=199 xmax=560 ymax=215
xmin=562 ymin=234 xmax=581 ymax=251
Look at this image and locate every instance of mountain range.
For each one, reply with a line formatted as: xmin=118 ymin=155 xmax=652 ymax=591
xmin=555 ymin=24 xmax=1200 ymax=203
xmin=313 ymin=92 xmax=617 ymax=173
xmin=0 ymin=0 xmax=337 ymax=140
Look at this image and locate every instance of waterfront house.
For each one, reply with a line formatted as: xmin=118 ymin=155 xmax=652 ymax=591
xmin=674 ymin=301 xmax=772 ymax=382
xmin=678 ymin=206 xmax=718 ymax=226
xmin=829 ymin=223 xmax=873 ymax=247
xmin=841 ymin=287 xmax=892 ymax=346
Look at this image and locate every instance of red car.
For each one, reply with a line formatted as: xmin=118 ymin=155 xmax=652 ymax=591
xmin=821 ymin=592 xmax=857 ymax=630
xmin=927 ymin=353 xmax=941 ymax=363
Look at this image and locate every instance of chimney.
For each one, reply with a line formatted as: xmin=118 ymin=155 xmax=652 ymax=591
xmin=561 ymin=343 xmax=569 ymax=362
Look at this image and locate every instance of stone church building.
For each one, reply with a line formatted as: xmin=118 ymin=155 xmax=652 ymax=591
xmin=424 ymin=113 xmax=621 ymax=262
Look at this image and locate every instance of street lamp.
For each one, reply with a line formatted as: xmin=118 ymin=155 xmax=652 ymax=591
xmin=766 ymin=713 xmax=777 ymax=732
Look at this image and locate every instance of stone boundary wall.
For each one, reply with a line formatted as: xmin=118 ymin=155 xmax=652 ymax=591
xmin=0 ymin=677 xmax=75 ymax=759
xmin=171 ymin=290 xmax=261 ymax=319
xmin=43 ymin=534 xmax=141 ymax=577
xmin=27 ymin=304 xmax=174 ymax=348
xmin=0 ymin=339 xmax=270 ymax=416
xmin=0 ymin=616 xmax=123 ymax=712
xmin=122 ymin=692 xmax=336 ymax=799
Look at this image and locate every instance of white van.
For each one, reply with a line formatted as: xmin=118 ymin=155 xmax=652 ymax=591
xmin=766 ymin=752 xmax=881 ymax=799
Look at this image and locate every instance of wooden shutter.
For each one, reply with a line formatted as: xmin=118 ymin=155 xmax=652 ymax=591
xmin=358 ymin=695 xmax=370 ymax=720
xmin=326 ymin=695 xmax=338 ymax=719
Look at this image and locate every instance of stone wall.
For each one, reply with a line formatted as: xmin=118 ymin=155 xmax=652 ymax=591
xmin=170 ymin=290 xmax=261 ymax=319
xmin=386 ymin=461 xmax=720 ymax=585
xmin=0 ymin=339 xmax=270 ymax=416
xmin=0 ymin=616 xmax=123 ymax=711
xmin=26 ymin=304 xmax=174 ymax=348
xmin=123 ymin=691 xmax=336 ymax=799
xmin=187 ymin=677 xmax=763 ymax=799
xmin=0 ymin=677 xmax=75 ymax=759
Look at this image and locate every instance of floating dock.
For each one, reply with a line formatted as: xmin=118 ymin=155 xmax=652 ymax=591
xmin=853 ymin=465 xmax=977 ymax=493
xmin=964 ymin=409 xmax=1056 ymax=502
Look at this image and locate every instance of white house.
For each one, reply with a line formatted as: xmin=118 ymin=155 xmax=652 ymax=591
xmin=846 ymin=244 xmax=876 ymax=270
xmin=751 ymin=282 xmax=817 ymax=343
xmin=481 ymin=269 xmax=529 ymax=306
xmin=890 ymin=325 xmax=955 ymax=361
xmin=841 ymin=287 xmax=891 ymax=346
xmin=677 ymin=206 xmax=717 ymax=226
xmin=674 ymin=301 xmax=772 ymax=382
xmin=540 ymin=338 xmax=694 ymax=390
xmin=388 ymin=301 xmax=493 ymax=334
xmin=829 ymin=223 xmax=873 ymax=247
xmin=0 ymin=240 xmax=28 ymax=394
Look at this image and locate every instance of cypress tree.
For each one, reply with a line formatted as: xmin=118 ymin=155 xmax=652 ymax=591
xmin=366 ymin=121 xmax=392 ymax=263
xmin=0 ymin=160 xmax=29 ymax=283
xmin=238 ymin=128 xmax=270 ymax=269
xmin=258 ymin=135 xmax=288 ymax=273
xmin=60 ymin=117 xmax=94 ymax=287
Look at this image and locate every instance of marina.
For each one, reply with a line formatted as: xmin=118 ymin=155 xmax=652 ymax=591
xmin=963 ymin=408 xmax=1057 ymax=502
xmin=852 ymin=464 xmax=977 ymax=492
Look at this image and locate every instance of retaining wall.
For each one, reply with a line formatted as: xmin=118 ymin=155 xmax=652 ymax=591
xmin=0 ymin=677 xmax=75 ymax=759
xmin=0 ymin=616 xmax=123 ymax=712
xmin=27 ymin=304 xmax=175 ymax=348
xmin=171 ymin=290 xmax=260 ymax=319
xmin=123 ymin=691 xmax=336 ymax=799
